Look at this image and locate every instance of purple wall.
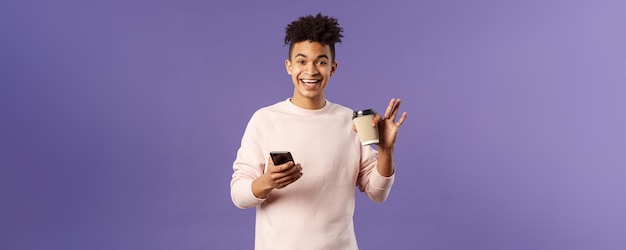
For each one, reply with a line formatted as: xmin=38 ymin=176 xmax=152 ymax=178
xmin=1 ymin=0 xmax=625 ymax=249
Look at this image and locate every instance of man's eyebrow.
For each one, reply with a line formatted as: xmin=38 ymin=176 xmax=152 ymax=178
xmin=294 ymin=53 xmax=329 ymax=59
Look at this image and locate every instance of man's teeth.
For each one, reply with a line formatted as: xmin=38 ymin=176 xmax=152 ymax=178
xmin=302 ymin=80 xmax=318 ymax=83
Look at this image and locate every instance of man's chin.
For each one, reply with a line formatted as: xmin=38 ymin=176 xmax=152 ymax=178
xmin=300 ymin=89 xmax=323 ymax=97
xmin=293 ymin=94 xmax=323 ymax=103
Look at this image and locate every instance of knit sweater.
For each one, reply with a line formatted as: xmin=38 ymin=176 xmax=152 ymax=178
xmin=230 ymin=99 xmax=395 ymax=250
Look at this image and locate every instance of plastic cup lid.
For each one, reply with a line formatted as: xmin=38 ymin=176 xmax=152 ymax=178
xmin=353 ymin=109 xmax=376 ymax=119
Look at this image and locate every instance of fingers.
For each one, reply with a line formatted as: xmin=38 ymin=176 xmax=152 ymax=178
xmin=372 ymin=114 xmax=382 ymax=127
xmin=384 ymin=98 xmax=394 ymax=119
xmin=390 ymin=99 xmax=401 ymax=120
xmin=271 ymin=163 xmax=303 ymax=188
xmin=263 ymin=156 xmax=303 ymax=190
xmin=382 ymin=98 xmax=405 ymax=128
xmin=269 ymin=161 xmax=294 ymax=173
xmin=384 ymin=98 xmax=402 ymax=120
xmin=274 ymin=170 xmax=302 ymax=187
xmin=396 ymin=112 xmax=407 ymax=127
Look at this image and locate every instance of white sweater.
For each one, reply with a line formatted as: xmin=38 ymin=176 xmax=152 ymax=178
xmin=231 ymin=99 xmax=395 ymax=250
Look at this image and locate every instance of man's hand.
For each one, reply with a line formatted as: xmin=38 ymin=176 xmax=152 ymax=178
xmin=373 ymin=98 xmax=407 ymax=151
xmin=252 ymin=156 xmax=303 ymax=198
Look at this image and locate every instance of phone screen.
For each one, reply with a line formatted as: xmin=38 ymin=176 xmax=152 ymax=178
xmin=270 ymin=151 xmax=294 ymax=165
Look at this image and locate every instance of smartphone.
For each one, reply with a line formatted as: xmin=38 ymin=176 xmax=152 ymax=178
xmin=270 ymin=151 xmax=294 ymax=165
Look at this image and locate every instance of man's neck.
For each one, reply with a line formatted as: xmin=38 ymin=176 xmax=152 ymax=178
xmin=290 ymin=97 xmax=326 ymax=110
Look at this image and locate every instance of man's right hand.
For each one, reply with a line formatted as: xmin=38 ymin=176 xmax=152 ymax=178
xmin=252 ymin=156 xmax=303 ymax=199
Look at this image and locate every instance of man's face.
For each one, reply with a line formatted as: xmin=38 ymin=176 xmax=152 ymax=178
xmin=285 ymin=41 xmax=337 ymax=105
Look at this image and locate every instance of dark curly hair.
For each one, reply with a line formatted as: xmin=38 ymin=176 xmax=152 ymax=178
xmin=284 ymin=13 xmax=344 ymax=62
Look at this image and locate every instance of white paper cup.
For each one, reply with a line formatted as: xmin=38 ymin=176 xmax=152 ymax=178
xmin=353 ymin=109 xmax=379 ymax=146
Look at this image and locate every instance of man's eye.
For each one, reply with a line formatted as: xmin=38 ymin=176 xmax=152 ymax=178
xmin=297 ymin=60 xmax=305 ymax=65
xmin=317 ymin=61 xmax=327 ymax=65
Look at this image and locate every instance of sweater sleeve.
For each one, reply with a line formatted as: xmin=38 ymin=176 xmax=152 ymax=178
xmin=356 ymin=146 xmax=395 ymax=203
xmin=230 ymin=112 xmax=268 ymax=209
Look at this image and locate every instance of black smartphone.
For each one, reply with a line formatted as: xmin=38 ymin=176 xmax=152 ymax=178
xmin=270 ymin=151 xmax=294 ymax=165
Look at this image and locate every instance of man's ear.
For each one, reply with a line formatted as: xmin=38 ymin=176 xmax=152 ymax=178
xmin=330 ymin=61 xmax=338 ymax=76
xmin=285 ymin=59 xmax=292 ymax=75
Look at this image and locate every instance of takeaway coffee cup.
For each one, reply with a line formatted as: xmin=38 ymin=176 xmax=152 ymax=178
xmin=353 ymin=109 xmax=379 ymax=146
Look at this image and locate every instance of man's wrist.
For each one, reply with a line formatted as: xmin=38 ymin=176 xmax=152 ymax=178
xmin=252 ymin=175 xmax=274 ymax=199
xmin=378 ymin=146 xmax=394 ymax=154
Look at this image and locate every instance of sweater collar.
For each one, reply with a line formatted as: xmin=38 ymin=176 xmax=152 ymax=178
xmin=284 ymin=98 xmax=332 ymax=116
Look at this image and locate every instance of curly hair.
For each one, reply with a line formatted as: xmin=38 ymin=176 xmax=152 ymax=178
xmin=284 ymin=13 xmax=344 ymax=61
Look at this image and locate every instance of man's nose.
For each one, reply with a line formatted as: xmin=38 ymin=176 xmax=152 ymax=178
xmin=304 ymin=63 xmax=319 ymax=75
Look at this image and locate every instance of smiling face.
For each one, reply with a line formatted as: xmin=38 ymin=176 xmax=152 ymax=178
xmin=285 ymin=40 xmax=338 ymax=110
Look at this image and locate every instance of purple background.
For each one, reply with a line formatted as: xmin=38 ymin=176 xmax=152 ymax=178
xmin=1 ymin=0 xmax=625 ymax=249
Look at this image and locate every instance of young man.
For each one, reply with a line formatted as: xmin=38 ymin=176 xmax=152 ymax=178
xmin=230 ymin=13 xmax=407 ymax=250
